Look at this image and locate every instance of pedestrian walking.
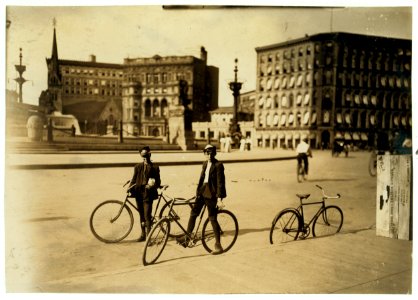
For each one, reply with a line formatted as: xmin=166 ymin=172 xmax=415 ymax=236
xmin=129 ymin=146 xmax=161 ymax=241
xmin=177 ymin=144 xmax=226 ymax=254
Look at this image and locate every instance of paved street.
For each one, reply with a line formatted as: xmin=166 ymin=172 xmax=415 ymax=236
xmin=3 ymin=150 xmax=413 ymax=294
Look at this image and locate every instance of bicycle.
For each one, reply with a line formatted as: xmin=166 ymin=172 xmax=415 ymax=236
xmin=89 ymin=181 xmax=192 ymax=243
xmin=269 ymin=185 xmax=343 ymax=244
xmin=142 ymin=191 xmax=239 ymax=266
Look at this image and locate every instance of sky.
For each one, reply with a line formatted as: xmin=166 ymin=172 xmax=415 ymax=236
xmin=4 ymin=1 xmax=413 ymax=108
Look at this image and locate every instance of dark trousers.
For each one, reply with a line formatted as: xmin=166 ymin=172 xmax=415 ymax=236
xmin=135 ymin=186 xmax=153 ymax=231
xmin=297 ymin=153 xmax=309 ymax=174
xmin=187 ymin=184 xmax=221 ymax=245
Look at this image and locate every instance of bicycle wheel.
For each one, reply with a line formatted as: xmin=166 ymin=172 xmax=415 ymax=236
xmin=202 ymin=210 xmax=239 ymax=254
xmin=312 ymin=205 xmax=343 ymax=237
xmin=142 ymin=218 xmax=170 ymax=266
xmin=368 ymin=151 xmax=377 ymax=177
xmin=159 ymin=200 xmax=192 ymax=238
xmin=90 ymin=200 xmax=134 ymax=243
xmin=269 ymin=209 xmax=300 ymax=244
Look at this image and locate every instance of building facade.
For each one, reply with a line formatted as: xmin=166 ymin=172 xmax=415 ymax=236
xmin=41 ymin=27 xmax=219 ymax=138
xmin=254 ymin=32 xmax=412 ymax=150
xmin=122 ymin=47 xmax=219 ymax=137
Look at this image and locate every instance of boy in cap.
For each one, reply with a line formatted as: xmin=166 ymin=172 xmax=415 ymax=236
xmin=129 ymin=146 xmax=161 ymax=241
xmin=177 ymin=144 xmax=226 ymax=254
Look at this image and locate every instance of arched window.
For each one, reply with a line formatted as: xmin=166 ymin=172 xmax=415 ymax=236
xmin=153 ymin=99 xmax=160 ymax=117
xmin=144 ymin=99 xmax=151 ymax=117
xmin=161 ymin=98 xmax=168 ymax=117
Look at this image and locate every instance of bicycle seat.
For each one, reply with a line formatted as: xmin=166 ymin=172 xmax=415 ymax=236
xmin=296 ymin=193 xmax=310 ymax=200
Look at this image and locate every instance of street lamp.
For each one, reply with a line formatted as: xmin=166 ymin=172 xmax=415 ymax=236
xmin=228 ymin=58 xmax=242 ymax=140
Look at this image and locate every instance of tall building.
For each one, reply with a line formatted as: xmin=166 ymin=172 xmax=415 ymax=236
xmin=41 ymin=27 xmax=219 ymax=138
xmin=122 ymin=47 xmax=218 ymax=137
xmin=254 ymin=32 xmax=412 ymax=150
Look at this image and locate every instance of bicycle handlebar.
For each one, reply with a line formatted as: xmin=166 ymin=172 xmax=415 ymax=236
xmin=315 ymin=185 xmax=341 ymax=199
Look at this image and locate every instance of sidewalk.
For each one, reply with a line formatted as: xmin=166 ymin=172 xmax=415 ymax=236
xmin=36 ymin=228 xmax=412 ymax=293
xmin=6 ymin=149 xmax=296 ymax=169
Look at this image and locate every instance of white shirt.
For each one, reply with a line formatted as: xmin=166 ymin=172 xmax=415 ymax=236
xmin=296 ymin=141 xmax=310 ymax=154
xmin=204 ymin=161 xmax=212 ymax=183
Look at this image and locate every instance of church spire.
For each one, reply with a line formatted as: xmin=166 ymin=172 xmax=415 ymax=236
xmin=51 ymin=18 xmax=59 ymax=65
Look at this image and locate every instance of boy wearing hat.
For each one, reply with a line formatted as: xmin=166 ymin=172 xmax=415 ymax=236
xmin=177 ymin=144 xmax=226 ymax=254
xmin=129 ymin=146 xmax=161 ymax=241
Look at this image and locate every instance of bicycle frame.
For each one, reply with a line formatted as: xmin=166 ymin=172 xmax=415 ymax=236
xmin=297 ymin=185 xmax=341 ymax=230
xmin=111 ymin=182 xmax=170 ymax=224
xmin=163 ymin=196 xmax=207 ymax=245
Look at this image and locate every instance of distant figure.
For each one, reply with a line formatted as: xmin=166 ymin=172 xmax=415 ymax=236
xmin=224 ymin=134 xmax=232 ymax=153
xmin=219 ymin=134 xmax=225 ymax=153
xmin=239 ymin=137 xmax=246 ymax=152
xmin=296 ymin=138 xmax=312 ymax=176
xmin=245 ymin=137 xmax=252 ymax=151
xmin=71 ymin=124 xmax=76 ymax=137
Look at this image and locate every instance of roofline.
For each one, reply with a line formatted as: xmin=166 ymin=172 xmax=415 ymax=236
xmin=255 ymin=31 xmax=412 ymax=52
xmin=47 ymin=58 xmax=124 ymax=69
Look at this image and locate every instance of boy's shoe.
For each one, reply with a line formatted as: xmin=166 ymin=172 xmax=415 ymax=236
xmin=176 ymin=235 xmax=189 ymax=248
xmin=211 ymin=243 xmax=223 ymax=255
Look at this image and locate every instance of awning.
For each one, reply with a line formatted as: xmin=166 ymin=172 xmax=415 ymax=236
xmin=296 ymin=94 xmax=303 ymax=105
xmin=354 ymin=94 xmax=361 ymax=104
xmin=362 ymin=95 xmax=368 ymax=105
xmin=396 ymin=78 xmax=402 ymax=88
xmin=336 ymin=113 xmax=342 ymax=124
xmin=381 ymin=76 xmax=387 ymax=86
xmin=280 ymin=114 xmax=287 ymax=125
xmin=289 ymin=76 xmax=295 ymax=88
xmin=265 ymin=97 xmax=272 ymax=108
xmin=281 ymin=77 xmax=287 ymax=88
xmin=401 ymin=116 xmax=407 ymax=126
xmin=266 ymin=78 xmax=272 ymax=90
xmin=281 ymin=96 xmax=288 ymax=107
xmin=273 ymin=114 xmax=279 ymax=126
xmin=311 ymin=112 xmax=317 ymax=124
xmin=353 ymin=132 xmax=360 ymax=140
xmin=274 ymin=78 xmax=280 ymax=89
xmin=303 ymin=112 xmax=310 ymax=125
xmin=393 ymin=115 xmax=399 ymax=126
xmin=288 ymin=113 xmax=294 ymax=123
xmin=361 ymin=133 xmax=368 ymax=141
xmin=344 ymin=132 xmax=352 ymax=140
xmin=258 ymin=97 xmax=265 ymax=107
xmin=296 ymin=75 xmax=303 ymax=87
xmin=303 ymin=93 xmax=310 ymax=105
xmin=345 ymin=113 xmax=351 ymax=124
xmin=335 ymin=132 xmax=343 ymax=139
xmin=371 ymin=95 xmax=377 ymax=105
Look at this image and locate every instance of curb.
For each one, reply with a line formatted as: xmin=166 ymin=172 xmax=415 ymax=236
xmin=8 ymin=156 xmax=296 ymax=170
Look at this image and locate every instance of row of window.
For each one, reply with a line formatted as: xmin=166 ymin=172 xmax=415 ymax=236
xmin=63 ymin=77 xmax=121 ymax=88
xmin=257 ymin=109 xmax=411 ymax=130
xmin=260 ymin=42 xmax=410 ymax=69
xmin=62 ymin=67 xmax=123 ymax=78
xmin=63 ymin=87 xmax=122 ymax=96
xmin=257 ymin=92 xmax=313 ymax=110
xmin=143 ymin=99 xmax=169 ymax=118
xmin=339 ymin=91 xmax=410 ymax=110
xmin=125 ymin=71 xmax=191 ymax=84
xmin=259 ymin=70 xmax=410 ymax=93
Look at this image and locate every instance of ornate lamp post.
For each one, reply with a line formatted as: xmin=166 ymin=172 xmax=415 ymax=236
xmin=228 ymin=58 xmax=242 ymax=138
xmin=14 ymin=48 xmax=27 ymax=103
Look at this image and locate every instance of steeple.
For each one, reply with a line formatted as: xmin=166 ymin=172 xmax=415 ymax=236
xmin=48 ymin=18 xmax=61 ymax=86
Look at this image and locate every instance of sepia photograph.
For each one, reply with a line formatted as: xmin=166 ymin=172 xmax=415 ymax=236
xmin=2 ymin=0 xmax=415 ymax=296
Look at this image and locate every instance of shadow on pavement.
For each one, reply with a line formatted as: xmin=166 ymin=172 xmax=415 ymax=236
xmin=238 ymin=227 xmax=272 ymax=236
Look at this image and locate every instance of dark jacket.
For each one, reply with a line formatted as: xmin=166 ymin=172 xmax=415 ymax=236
xmin=130 ymin=162 xmax=161 ymax=201
xmin=196 ymin=159 xmax=226 ymax=199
